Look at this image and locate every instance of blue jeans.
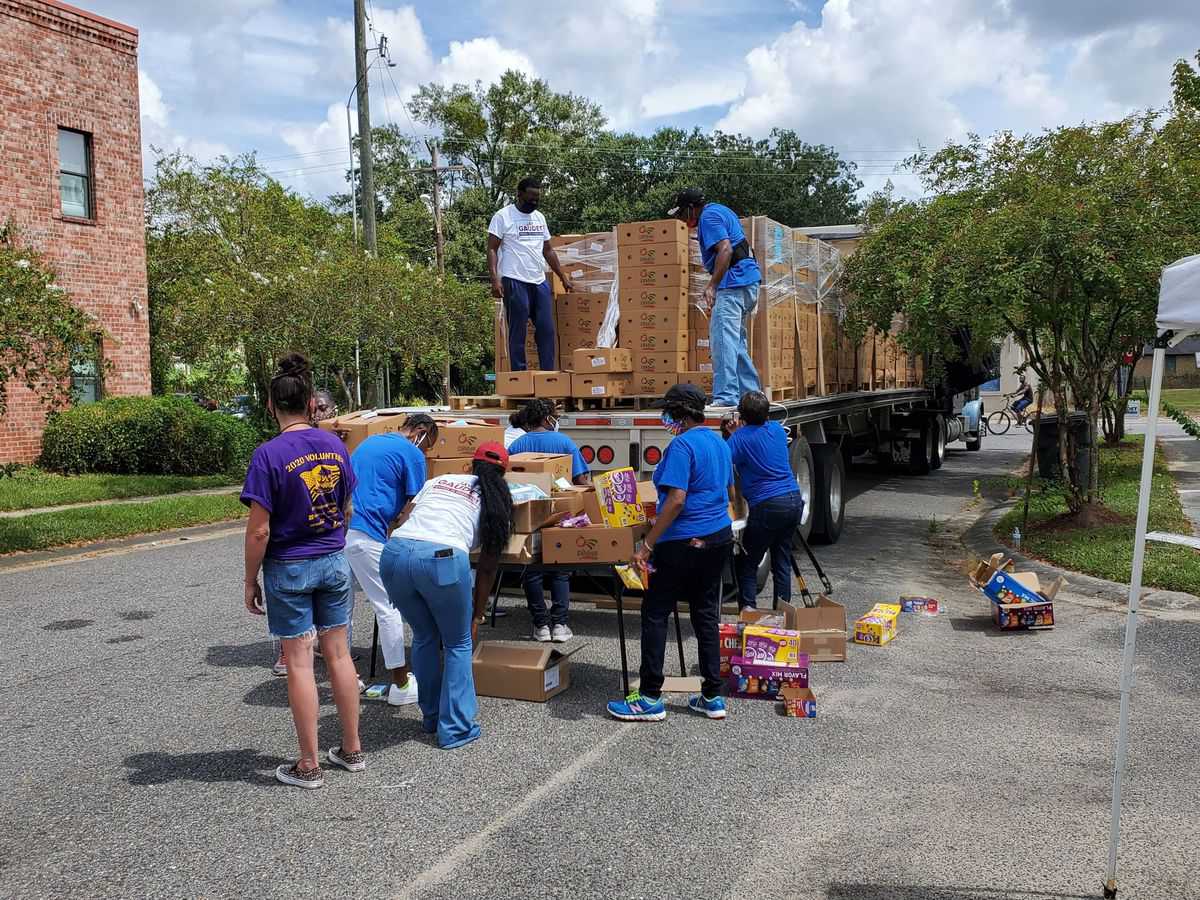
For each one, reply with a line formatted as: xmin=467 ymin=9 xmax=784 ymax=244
xmin=503 ymin=277 xmax=556 ymax=371
xmin=737 ymin=492 xmax=803 ymax=609
xmin=262 ymin=551 xmax=353 ymax=640
xmin=1012 ymin=396 xmax=1032 ymax=414
xmin=380 ymin=538 xmax=480 ymax=750
xmin=523 ymin=570 xmax=570 ymax=628
xmin=710 ymin=284 xmax=762 ymax=406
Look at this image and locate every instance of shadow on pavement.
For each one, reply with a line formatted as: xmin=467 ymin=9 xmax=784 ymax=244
xmin=827 ymin=884 xmax=1093 ymax=900
xmin=206 ymin=640 xmax=274 ymax=669
xmin=123 ymin=748 xmax=286 ymax=786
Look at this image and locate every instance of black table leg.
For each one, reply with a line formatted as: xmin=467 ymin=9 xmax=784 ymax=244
xmin=672 ymin=605 xmax=686 ymax=676
xmin=369 ymin=618 xmax=379 ymax=679
xmin=488 ymin=567 xmax=505 ymax=629
xmin=615 ymin=579 xmax=629 ymax=696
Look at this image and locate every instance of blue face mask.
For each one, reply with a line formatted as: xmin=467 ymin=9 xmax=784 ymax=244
xmin=661 ymin=412 xmax=685 ymax=436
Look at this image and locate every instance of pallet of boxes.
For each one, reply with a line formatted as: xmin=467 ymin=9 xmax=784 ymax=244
xmin=969 ymin=553 xmax=1063 ymax=630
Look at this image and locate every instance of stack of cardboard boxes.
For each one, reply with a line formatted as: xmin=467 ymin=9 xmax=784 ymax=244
xmin=423 ymin=417 xmax=506 ymax=478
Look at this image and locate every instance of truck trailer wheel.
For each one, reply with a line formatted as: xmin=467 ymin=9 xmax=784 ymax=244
xmin=930 ymin=415 xmax=946 ymax=470
xmin=907 ymin=419 xmax=934 ymax=475
xmin=789 ymin=435 xmax=815 ymax=543
xmin=810 ymin=444 xmax=846 ymax=544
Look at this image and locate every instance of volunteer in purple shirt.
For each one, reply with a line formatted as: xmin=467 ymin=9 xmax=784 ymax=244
xmin=241 ymin=353 xmax=363 ymax=789
xmin=724 ymin=390 xmax=803 ymax=610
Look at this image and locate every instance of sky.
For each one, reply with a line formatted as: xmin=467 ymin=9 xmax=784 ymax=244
xmin=83 ymin=0 xmax=1200 ymax=205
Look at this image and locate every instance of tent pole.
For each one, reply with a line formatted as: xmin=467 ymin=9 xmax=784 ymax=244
xmin=1104 ymin=340 xmax=1168 ymax=898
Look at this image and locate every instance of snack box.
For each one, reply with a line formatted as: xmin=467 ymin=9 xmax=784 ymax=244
xmin=779 ymin=686 xmax=817 ymax=718
xmin=993 ymin=601 xmax=1055 ymax=630
xmin=592 ymin=467 xmax=648 ymax=528
xmin=725 ymin=656 xmax=808 ymax=699
xmin=899 ymin=596 xmax=940 ymax=615
xmin=742 ymin=625 xmax=806 ymax=666
xmin=969 ymin=553 xmax=1066 ymax=606
xmin=853 ymin=603 xmax=900 ymax=646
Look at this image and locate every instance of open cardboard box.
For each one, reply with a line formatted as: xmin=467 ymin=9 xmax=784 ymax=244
xmin=511 ymin=497 xmax=577 ymax=534
xmin=426 ymin=418 xmax=505 ymax=459
xmin=318 ymin=409 xmax=408 ymax=453
xmin=473 ymin=640 xmax=586 ymax=702
xmin=509 ymin=452 xmax=574 ymax=485
xmin=970 ymin=552 xmax=1066 ymax=606
xmin=470 ymin=531 xmax=541 ymax=564
xmin=738 ymin=596 xmax=848 ymax=663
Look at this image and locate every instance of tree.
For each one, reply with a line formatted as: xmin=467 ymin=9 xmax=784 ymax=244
xmin=0 ymin=223 xmax=105 ymax=416
xmin=845 ymin=114 xmax=1199 ymax=518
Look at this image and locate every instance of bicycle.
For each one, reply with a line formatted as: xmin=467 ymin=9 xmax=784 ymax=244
xmin=985 ymin=406 xmax=1037 ymax=436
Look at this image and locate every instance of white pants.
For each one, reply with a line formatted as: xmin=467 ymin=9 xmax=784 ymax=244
xmin=345 ymin=529 xmax=406 ymax=669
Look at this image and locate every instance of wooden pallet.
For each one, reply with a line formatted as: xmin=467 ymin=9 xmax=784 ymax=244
xmin=769 ymin=386 xmax=797 ymax=402
xmin=567 ymin=394 xmax=643 ymax=411
xmin=449 ymin=394 xmax=525 ymax=410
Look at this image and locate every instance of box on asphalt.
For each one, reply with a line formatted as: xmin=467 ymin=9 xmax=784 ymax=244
xmin=853 ymin=603 xmax=900 ymax=646
xmin=779 ymin=686 xmax=817 ymax=718
xmin=473 ymin=641 xmax=586 ymax=702
xmin=725 ymin=656 xmax=809 ymax=699
xmin=740 ymin=597 xmax=848 ymax=662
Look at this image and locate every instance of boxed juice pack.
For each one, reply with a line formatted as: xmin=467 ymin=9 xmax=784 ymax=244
xmin=725 ymin=656 xmax=808 ymax=699
xmin=899 ymin=596 xmax=940 ymax=615
xmin=592 ymin=467 xmax=648 ymax=527
xmin=853 ymin=603 xmax=900 ymax=646
xmin=742 ymin=625 xmax=805 ymax=666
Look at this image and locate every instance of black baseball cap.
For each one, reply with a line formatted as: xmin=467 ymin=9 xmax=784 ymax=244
xmin=664 ymin=382 xmax=707 ymax=414
xmin=668 ymin=187 xmax=705 ymax=218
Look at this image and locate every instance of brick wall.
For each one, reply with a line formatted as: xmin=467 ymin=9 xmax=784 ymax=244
xmin=0 ymin=0 xmax=149 ymax=463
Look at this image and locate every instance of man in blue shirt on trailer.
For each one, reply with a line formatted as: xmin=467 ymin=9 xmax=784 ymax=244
xmin=670 ymin=187 xmax=762 ymax=408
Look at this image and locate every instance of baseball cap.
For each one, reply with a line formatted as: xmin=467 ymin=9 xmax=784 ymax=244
xmin=473 ymin=441 xmax=509 ymax=469
xmin=667 ymin=187 xmax=705 ymax=217
xmin=663 ymin=382 xmax=708 ymax=414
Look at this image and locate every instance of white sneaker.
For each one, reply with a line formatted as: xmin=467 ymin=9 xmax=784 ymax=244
xmin=551 ymin=624 xmax=573 ymax=643
xmin=387 ymin=675 xmax=419 ymax=706
xmin=532 ymin=625 xmax=552 ymax=642
xmin=357 ymin=678 xmax=366 ymax=693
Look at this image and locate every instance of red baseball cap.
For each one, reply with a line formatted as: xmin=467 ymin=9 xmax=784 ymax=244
xmin=473 ymin=441 xmax=509 ymax=470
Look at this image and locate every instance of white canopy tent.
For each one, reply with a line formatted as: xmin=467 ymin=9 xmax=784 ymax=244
xmin=1104 ymin=253 xmax=1200 ymax=899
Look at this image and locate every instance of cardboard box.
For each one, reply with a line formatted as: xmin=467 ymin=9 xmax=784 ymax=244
xmin=632 ymin=372 xmax=677 ymax=396
xmin=742 ymin=625 xmax=807 ymax=666
xmin=473 ymin=641 xmax=584 ymax=702
xmin=504 ymin=471 xmax=558 ymax=497
xmin=637 ymin=480 xmax=657 ymax=518
xmin=853 ymin=603 xmax=900 ymax=646
xmin=633 ymin=351 xmax=689 ymax=373
xmin=541 ymin=524 xmax=644 ymax=564
xmin=780 ymin=686 xmax=817 ymax=718
xmin=555 ymin=485 xmax=602 ymax=523
xmin=592 ymin=467 xmax=648 ymax=527
xmin=621 ymin=330 xmax=690 ymax=353
xmin=509 ymin=452 xmax=573 ymax=485
xmin=572 ymin=348 xmax=634 ymax=373
xmin=993 ymin=601 xmax=1055 ymax=630
xmin=319 ymin=410 xmax=408 ymax=453
xmin=620 ymin=286 xmax=690 ymax=310
xmin=899 ymin=596 xmax=940 ymax=615
xmin=426 ymin=457 xmax=474 ymax=479
xmin=555 ymin=292 xmax=610 ymax=317
xmin=969 ymin=553 xmax=1066 ymax=608
xmin=619 ymin=263 xmax=689 ymax=289
xmin=511 ymin=497 xmax=579 ymax=533
xmin=620 ymin=242 xmax=688 ymax=268
xmin=558 ymin=313 xmax=602 ymax=338
xmin=534 ymin=371 xmax=572 ymax=398
xmin=680 ymin=371 xmax=714 ymax=393
xmin=617 ymin=219 xmax=689 ymax=246
xmin=622 ymin=308 xmax=689 ymax=333
xmin=426 ymin=420 xmax=505 ymax=459
xmin=726 ymin=656 xmax=808 ymax=699
xmin=741 ymin=597 xmax=848 ymax=662
xmin=497 ymin=370 xmax=557 ymax=397
xmin=497 ymin=531 xmax=541 ymax=564
xmin=571 ymin=373 xmax=632 ymax=398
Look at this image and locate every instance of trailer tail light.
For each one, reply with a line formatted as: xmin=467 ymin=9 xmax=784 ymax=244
xmin=596 ymin=445 xmax=615 ymax=465
xmin=644 ymin=446 xmax=662 ymax=465
xmin=580 ymin=445 xmax=595 ymax=463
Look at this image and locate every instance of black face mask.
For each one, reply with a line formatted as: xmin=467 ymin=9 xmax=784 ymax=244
xmin=516 ymin=198 xmax=538 ymax=213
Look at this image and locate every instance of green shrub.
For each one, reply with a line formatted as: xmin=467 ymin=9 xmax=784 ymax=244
xmin=1163 ymin=400 xmax=1200 ymax=440
xmin=39 ymin=396 xmax=260 ymax=475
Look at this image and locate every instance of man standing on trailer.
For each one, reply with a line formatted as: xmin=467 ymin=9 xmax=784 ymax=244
xmin=488 ymin=177 xmax=576 ymax=371
xmin=670 ymin=187 xmax=762 ymax=408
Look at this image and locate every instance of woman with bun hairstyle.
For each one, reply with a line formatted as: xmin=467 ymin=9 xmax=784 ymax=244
xmin=380 ymin=442 xmax=514 ymax=749
xmin=241 ymin=353 xmax=363 ymax=788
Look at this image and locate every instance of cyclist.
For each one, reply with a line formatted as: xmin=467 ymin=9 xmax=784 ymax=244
xmin=1007 ymin=375 xmax=1035 ymax=421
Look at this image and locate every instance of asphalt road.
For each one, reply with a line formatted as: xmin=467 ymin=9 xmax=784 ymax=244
xmin=2 ymin=427 xmax=1198 ymax=900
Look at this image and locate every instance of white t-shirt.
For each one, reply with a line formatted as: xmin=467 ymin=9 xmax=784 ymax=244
xmin=503 ymin=426 xmax=525 ymax=448
xmin=488 ymin=204 xmax=550 ymax=285
xmin=394 ymin=475 xmax=481 ymax=554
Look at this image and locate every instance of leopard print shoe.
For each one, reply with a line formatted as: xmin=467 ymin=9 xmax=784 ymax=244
xmin=275 ymin=762 xmax=324 ymax=789
xmin=327 ymin=746 xmax=366 ymax=772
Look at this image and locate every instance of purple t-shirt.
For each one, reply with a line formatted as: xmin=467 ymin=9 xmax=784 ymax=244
xmin=240 ymin=428 xmax=356 ymax=560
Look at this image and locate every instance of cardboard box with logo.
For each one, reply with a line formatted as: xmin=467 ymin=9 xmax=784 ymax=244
xmin=555 ymin=292 xmax=610 ymax=318
xmin=509 ymin=452 xmax=574 ymax=485
xmin=426 ymin=419 xmax=505 ymax=459
xmin=780 ymin=686 xmax=817 ymax=718
xmin=739 ymin=596 xmax=848 ymax=663
xmin=969 ymin=553 xmax=1061 ymax=631
xmin=632 ymin=372 xmax=677 ymax=396
xmin=622 ymin=308 xmax=689 ymax=333
xmin=319 ymin=410 xmax=408 ymax=453
xmin=572 ymin=373 xmax=633 ymax=399
xmin=853 ymin=603 xmax=900 ymax=646
xmin=726 ymin=656 xmax=809 ymax=699
xmin=616 ymin=218 xmax=688 ymax=247
xmin=571 ymin=348 xmax=633 ymax=373
xmin=619 ymin=262 xmax=689 ymax=290
xmin=620 ymin=242 xmax=688 ymax=269
xmin=680 ymin=371 xmax=715 ymax=393
xmin=426 ymin=457 xmax=474 ymax=479
xmin=621 ymin=330 xmax=690 ymax=353
xmin=621 ymin=286 xmax=689 ymax=310
xmin=541 ymin=524 xmax=645 ymax=565
xmin=473 ymin=641 xmax=585 ymax=702
xmin=634 ymin=352 xmax=689 ymax=373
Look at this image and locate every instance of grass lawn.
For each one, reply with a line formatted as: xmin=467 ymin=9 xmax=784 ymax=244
xmin=0 ymin=468 xmax=239 ymax=512
xmin=996 ymin=436 xmax=1200 ymax=595
xmin=1163 ymin=388 xmax=1200 ymax=415
xmin=0 ymin=493 xmax=246 ymax=555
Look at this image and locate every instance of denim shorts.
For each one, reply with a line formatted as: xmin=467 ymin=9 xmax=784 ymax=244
xmin=262 ymin=550 xmax=353 ymax=640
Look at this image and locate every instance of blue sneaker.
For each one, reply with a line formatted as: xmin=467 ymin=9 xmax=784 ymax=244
xmin=688 ymin=694 xmax=727 ymax=719
xmin=607 ymin=691 xmax=666 ymax=721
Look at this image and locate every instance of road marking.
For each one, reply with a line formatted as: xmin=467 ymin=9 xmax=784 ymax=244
xmin=0 ymin=525 xmax=243 ymax=575
xmin=393 ymin=724 xmax=632 ymax=899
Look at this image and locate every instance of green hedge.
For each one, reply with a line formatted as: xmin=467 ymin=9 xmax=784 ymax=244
xmin=1163 ymin=400 xmax=1200 ymax=439
xmin=39 ymin=396 xmax=260 ymax=475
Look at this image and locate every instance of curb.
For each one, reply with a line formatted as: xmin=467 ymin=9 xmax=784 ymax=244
xmin=0 ymin=519 xmax=244 ymax=573
xmin=961 ymin=499 xmax=1200 ymax=613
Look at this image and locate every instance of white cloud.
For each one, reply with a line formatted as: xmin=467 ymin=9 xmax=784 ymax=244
xmin=138 ymin=69 xmax=230 ymax=172
xmin=439 ymin=37 xmax=535 ymax=87
xmin=640 ymin=73 xmax=745 ymax=119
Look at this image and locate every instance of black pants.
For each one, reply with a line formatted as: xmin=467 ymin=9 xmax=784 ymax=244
xmin=737 ymin=492 xmax=803 ymax=608
xmin=639 ymin=528 xmax=732 ymax=700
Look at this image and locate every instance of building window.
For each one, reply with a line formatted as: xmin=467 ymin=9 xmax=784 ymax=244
xmin=70 ymin=344 xmax=102 ymax=404
xmin=58 ymin=128 xmax=92 ymax=219
xmin=1164 ymin=356 xmax=1178 ymax=375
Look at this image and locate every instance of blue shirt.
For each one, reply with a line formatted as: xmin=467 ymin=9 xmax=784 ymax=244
xmin=727 ymin=421 xmax=798 ymax=508
xmin=508 ymin=430 xmax=589 ymax=480
xmin=697 ymin=203 xmax=761 ymax=290
xmin=653 ymin=426 xmax=733 ymax=542
xmin=347 ymin=434 xmax=427 ymax=543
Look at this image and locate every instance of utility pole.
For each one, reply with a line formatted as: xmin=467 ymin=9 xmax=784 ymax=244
xmin=353 ymin=0 xmax=377 ymax=254
xmin=428 ymin=138 xmax=450 ymax=404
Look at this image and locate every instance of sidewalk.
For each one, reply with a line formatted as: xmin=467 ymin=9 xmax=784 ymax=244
xmin=0 ymin=486 xmax=239 ymax=519
xmin=1130 ymin=416 xmax=1200 ymax=537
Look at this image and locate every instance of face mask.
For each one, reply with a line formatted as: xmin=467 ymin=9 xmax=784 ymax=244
xmin=517 ymin=198 xmax=538 ymax=214
xmin=411 ymin=432 xmax=427 ymax=450
xmin=549 ymin=417 xmax=560 ymax=432
xmin=685 ymin=206 xmax=700 ymax=229
xmin=661 ymin=412 xmax=685 ymax=436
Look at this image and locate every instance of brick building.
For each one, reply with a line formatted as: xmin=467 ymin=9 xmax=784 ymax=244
xmin=0 ymin=0 xmax=149 ymax=463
